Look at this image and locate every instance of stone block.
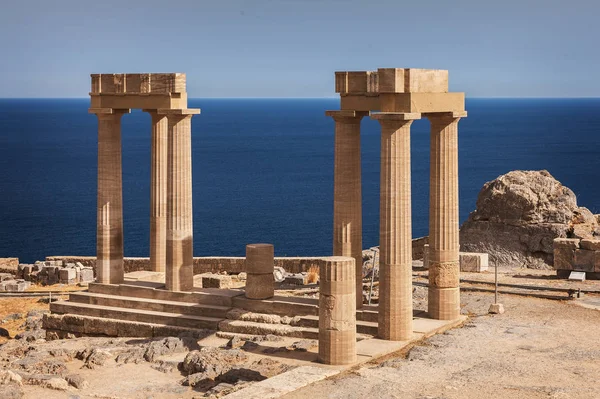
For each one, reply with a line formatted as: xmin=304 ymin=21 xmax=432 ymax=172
xmin=284 ymin=273 xmax=309 ymax=285
xmin=580 ymin=239 xmax=600 ymax=251
xmin=21 ymin=265 xmax=33 ymax=280
xmin=423 ymin=244 xmax=430 ymax=269
xmin=201 ymin=274 xmax=232 ymax=289
xmin=554 ymin=246 xmax=574 ymax=270
xmin=554 ymin=238 xmax=580 ymax=249
xmin=80 ymin=268 xmax=94 ymax=283
xmin=0 ymin=273 xmax=13 ymax=282
xmin=59 ymin=268 xmax=76 ymax=283
xmin=378 ymin=68 xmax=448 ymax=93
xmin=573 ymin=249 xmax=595 ymax=272
xmin=459 ymin=252 xmax=489 ymax=272
xmin=3 ymin=280 xmax=30 ymax=292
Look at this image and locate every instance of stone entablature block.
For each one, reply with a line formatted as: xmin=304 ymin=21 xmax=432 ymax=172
xmin=90 ymin=73 xmax=188 ymax=110
xmin=554 ymin=238 xmax=600 ymax=273
xmin=334 ymin=68 xmax=463 ymax=113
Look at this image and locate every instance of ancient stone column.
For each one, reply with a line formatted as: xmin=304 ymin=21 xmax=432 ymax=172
xmin=163 ymin=109 xmax=200 ymax=291
xmin=371 ymin=113 xmax=420 ymax=341
xmin=318 ymin=256 xmax=356 ymax=365
xmin=427 ymin=112 xmax=466 ymax=320
xmin=92 ymin=108 xmax=130 ymax=284
xmin=245 ymin=243 xmax=275 ymax=299
xmin=148 ymin=111 xmax=168 ymax=272
xmin=325 ymin=110 xmax=367 ymax=309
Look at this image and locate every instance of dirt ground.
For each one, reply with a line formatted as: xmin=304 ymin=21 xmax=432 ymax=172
xmin=284 ymin=291 xmax=600 ymax=399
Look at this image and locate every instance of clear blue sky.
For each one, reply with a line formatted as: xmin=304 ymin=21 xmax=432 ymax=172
xmin=1 ymin=0 xmax=598 ymax=98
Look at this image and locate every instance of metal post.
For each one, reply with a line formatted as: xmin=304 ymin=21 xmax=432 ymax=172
xmin=494 ymin=259 xmax=498 ymax=304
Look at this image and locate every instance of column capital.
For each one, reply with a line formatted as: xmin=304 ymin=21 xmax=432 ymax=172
xmin=88 ymin=108 xmax=130 ymax=115
xmin=325 ymin=110 xmax=368 ymax=121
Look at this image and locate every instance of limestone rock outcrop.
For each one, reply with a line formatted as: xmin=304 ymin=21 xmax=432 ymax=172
xmin=460 ymin=170 xmax=599 ymax=268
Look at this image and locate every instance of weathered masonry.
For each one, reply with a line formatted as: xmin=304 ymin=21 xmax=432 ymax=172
xmin=90 ymin=73 xmax=200 ymax=290
xmin=327 ymin=68 xmax=467 ymax=340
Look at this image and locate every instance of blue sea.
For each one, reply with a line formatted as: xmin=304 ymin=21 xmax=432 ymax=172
xmin=1 ymin=98 xmax=599 ymax=263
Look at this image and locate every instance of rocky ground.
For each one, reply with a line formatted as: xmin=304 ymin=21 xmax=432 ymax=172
xmin=1 ymin=268 xmax=599 ymax=398
xmin=284 ymin=291 xmax=600 ymax=399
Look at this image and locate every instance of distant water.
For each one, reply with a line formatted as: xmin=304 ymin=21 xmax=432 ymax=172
xmin=0 ymin=98 xmax=599 ymax=263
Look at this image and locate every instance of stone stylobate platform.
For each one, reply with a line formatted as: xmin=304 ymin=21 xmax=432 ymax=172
xmin=89 ymin=73 xmax=200 ymax=291
xmin=327 ymin=68 xmax=467 ymax=339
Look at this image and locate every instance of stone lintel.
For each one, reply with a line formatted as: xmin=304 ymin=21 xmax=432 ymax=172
xmin=325 ymin=110 xmax=369 ymax=118
xmin=156 ymin=108 xmax=201 ymax=115
xmin=340 ymin=94 xmax=381 ymax=112
xmin=370 ymin=112 xmax=421 ymax=121
xmin=90 ymin=93 xmax=189 ymax=111
xmin=380 ymin=92 xmax=465 ymax=114
xmin=88 ymin=108 xmax=131 ymax=115
xmin=91 ymin=73 xmax=186 ymax=95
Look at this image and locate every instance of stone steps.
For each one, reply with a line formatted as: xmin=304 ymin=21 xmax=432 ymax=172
xmin=68 ymin=292 xmax=230 ymax=319
xmin=294 ymin=315 xmax=378 ymax=335
xmin=87 ymin=282 xmax=242 ymax=307
xmin=50 ymin=300 xmax=223 ymax=330
xmin=43 ymin=313 xmax=210 ymax=338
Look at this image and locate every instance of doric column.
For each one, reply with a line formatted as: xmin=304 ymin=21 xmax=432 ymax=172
xmin=162 ymin=109 xmax=200 ymax=291
xmin=325 ymin=110 xmax=367 ymax=309
xmin=147 ymin=111 xmax=168 ymax=272
xmin=318 ymin=256 xmax=356 ymax=365
xmin=371 ymin=112 xmax=420 ymax=341
xmin=427 ymin=111 xmax=466 ymax=320
xmin=90 ymin=108 xmax=130 ymax=284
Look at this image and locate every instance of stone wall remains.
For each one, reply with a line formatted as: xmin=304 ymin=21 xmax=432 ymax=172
xmin=46 ymin=256 xmax=323 ymax=275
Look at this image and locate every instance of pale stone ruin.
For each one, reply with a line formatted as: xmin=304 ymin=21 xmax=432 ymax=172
xmin=554 ymin=237 xmax=600 ymax=279
xmin=45 ymin=69 xmax=467 ymax=366
xmin=328 ymin=68 xmax=466 ymax=339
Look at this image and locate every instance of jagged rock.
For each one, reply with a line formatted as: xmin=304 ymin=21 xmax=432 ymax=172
xmin=115 ymin=347 xmax=145 ymax=364
xmin=151 ymin=360 xmax=179 ymax=373
xmin=181 ymin=348 xmax=248 ymax=379
xmin=11 ymin=356 xmax=67 ymax=376
xmin=65 ymin=374 xmax=88 ymax=389
xmin=226 ymin=336 xmax=244 ymax=349
xmin=80 ymin=348 xmax=111 ymax=369
xmin=42 ymin=377 xmax=70 ymax=390
xmin=15 ymin=330 xmax=45 ymax=342
xmin=460 ymin=170 xmax=599 ymax=268
xmin=0 ymin=370 xmax=22 ymax=386
xmin=290 ymin=340 xmax=317 ymax=352
xmin=144 ymin=336 xmax=199 ymax=362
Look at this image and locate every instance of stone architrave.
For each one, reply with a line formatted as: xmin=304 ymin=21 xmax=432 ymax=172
xmin=326 ymin=110 xmax=368 ymax=309
xmin=427 ymin=112 xmax=466 ymax=320
xmin=91 ymin=108 xmax=130 ymax=284
xmin=318 ymin=256 xmax=356 ymax=365
xmin=371 ymin=112 xmax=420 ymax=340
xmin=147 ymin=111 xmax=168 ymax=272
xmin=163 ymin=109 xmax=199 ymax=292
xmin=245 ymin=243 xmax=275 ymax=299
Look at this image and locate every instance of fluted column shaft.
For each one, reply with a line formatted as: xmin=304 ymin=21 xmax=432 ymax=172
xmin=327 ymin=110 xmax=366 ymax=309
xmin=165 ymin=112 xmax=195 ymax=291
xmin=373 ymin=114 xmax=416 ymax=341
xmin=427 ymin=113 xmax=463 ymax=320
xmin=148 ymin=111 xmax=168 ymax=272
xmin=94 ymin=109 xmax=128 ymax=284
